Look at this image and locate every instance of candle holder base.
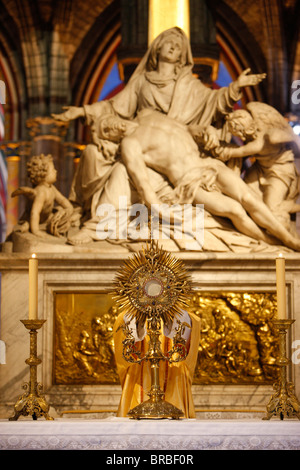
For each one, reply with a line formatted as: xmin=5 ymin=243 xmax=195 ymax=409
xmin=262 ymin=382 xmax=300 ymax=421
xmin=9 ymin=383 xmax=54 ymax=421
xmin=263 ymin=319 xmax=300 ymax=421
xmin=9 ymin=319 xmax=53 ymax=421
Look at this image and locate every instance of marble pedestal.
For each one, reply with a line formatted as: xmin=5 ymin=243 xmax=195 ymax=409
xmin=0 ymin=251 xmax=300 ymax=419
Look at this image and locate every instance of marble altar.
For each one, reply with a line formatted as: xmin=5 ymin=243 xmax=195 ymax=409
xmin=1 ymin=417 xmax=300 ymax=450
xmin=0 ymin=251 xmax=300 ymax=420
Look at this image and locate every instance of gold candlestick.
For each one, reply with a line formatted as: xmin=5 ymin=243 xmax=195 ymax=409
xmin=263 ymin=319 xmax=300 ymax=420
xmin=9 ymin=319 xmax=53 ymax=421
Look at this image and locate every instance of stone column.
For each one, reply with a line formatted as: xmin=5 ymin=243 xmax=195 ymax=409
xmin=26 ymin=117 xmax=69 ymax=196
xmin=118 ymin=0 xmax=148 ymax=83
xmin=260 ymin=0 xmax=288 ymax=113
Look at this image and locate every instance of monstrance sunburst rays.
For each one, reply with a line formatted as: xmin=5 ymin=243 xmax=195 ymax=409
xmin=112 ymin=240 xmax=193 ymax=325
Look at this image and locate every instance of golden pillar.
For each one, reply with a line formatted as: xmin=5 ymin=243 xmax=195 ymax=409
xmin=148 ymin=0 xmax=190 ymax=44
xmin=0 ymin=142 xmax=28 ymax=237
xmin=6 ymin=154 xmax=20 ymax=236
xmin=1 ymin=141 xmax=32 ymax=238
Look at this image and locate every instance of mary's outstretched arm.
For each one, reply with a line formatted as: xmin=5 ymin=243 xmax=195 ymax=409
xmin=51 ymin=106 xmax=85 ymax=121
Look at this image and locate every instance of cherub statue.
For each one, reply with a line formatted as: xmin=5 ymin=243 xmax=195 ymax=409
xmin=12 ymin=153 xmax=73 ymax=238
xmin=212 ymin=102 xmax=300 ymax=229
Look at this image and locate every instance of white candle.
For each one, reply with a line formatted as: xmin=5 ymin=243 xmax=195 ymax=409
xmin=29 ymin=254 xmax=38 ymax=320
xmin=276 ymin=253 xmax=286 ymax=320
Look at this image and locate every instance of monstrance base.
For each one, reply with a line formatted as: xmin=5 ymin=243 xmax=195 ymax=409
xmin=128 ymin=398 xmax=184 ymax=420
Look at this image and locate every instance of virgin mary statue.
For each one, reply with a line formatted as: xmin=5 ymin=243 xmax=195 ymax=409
xmin=53 ymin=27 xmax=274 ymax=251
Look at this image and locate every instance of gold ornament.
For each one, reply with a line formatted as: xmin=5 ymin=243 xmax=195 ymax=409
xmin=263 ymin=319 xmax=300 ymax=420
xmin=112 ymin=240 xmax=193 ymax=419
xmin=113 ymin=240 xmax=192 ymax=325
xmin=9 ymin=320 xmax=53 ymax=421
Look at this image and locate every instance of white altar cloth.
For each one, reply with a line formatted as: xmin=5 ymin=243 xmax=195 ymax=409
xmin=0 ymin=418 xmax=300 ymax=450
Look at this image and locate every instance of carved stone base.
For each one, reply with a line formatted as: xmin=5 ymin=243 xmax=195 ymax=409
xmin=10 ymin=231 xmax=139 ymax=254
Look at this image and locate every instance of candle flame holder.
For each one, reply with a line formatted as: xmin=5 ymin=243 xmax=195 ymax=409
xmin=9 ymin=319 xmax=53 ymax=421
xmin=263 ymin=319 xmax=300 ymax=420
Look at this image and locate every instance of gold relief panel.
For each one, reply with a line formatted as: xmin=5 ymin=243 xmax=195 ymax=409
xmin=53 ymin=291 xmax=279 ymax=386
xmin=191 ymin=291 xmax=279 ymax=385
xmin=54 ymin=292 xmax=120 ymax=385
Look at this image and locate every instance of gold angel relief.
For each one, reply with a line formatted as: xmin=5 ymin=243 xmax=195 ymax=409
xmin=54 ymin=290 xmax=279 ymax=386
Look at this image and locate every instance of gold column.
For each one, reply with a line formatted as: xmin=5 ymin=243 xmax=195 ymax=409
xmin=148 ymin=0 xmax=190 ymax=44
xmin=0 ymin=141 xmax=31 ymax=238
xmin=9 ymin=319 xmax=53 ymax=421
xmin=6 ymin=154 xmax=20 ymax=236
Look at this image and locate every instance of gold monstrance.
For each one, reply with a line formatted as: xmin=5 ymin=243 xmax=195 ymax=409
xmin=112 ymin=240 xmax=193 ymax=419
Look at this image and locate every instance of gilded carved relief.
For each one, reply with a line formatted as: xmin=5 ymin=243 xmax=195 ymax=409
xmin=54 ymin=293 xmax=119 ymax=385
xmin=53 ymin=291 xmax=279 ymax=386
xmin=190 ymin=292 xmax=278 ymax=384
